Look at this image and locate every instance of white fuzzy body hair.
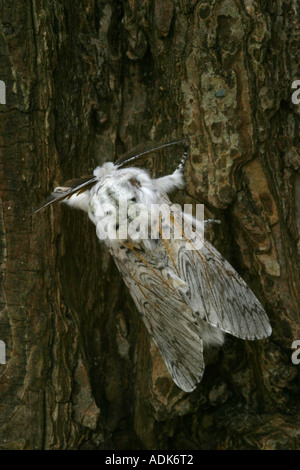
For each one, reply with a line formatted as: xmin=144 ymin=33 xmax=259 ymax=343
xmin=64 ymin=163 xmax=185 ymax=239
xmin=91 ymin=163 xmax=185 ymax=203
xmin=62 ymin=191 xmax=90 ymax=212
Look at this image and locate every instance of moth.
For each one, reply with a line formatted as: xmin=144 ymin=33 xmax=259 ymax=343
xmin=35 ymin=139 xmax=272 ymax=392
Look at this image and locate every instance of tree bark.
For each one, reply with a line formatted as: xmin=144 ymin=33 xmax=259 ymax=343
xmin=0 ymin=0 xmax=299 ymax=450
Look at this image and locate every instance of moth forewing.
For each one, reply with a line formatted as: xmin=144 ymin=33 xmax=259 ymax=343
xmin=111 ymin=234 xmax=206 ymax=393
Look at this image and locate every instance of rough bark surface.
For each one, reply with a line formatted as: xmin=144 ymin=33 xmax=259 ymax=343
xmin=0 ymin=0 xmax=299 ymax=450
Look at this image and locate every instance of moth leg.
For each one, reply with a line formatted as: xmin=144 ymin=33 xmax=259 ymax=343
xmin=153 ymin=171 xmax=184 ymax=195
xmin=176 ymin=142 xmax=189 ymax=171
xmin=152 ymin=143 xmax=190 ymax=195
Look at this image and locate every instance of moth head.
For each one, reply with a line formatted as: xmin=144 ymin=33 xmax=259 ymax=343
xmin=93 ymin=162 xmax=115 ymax=179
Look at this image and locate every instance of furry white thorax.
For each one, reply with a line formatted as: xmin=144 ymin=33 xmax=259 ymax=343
xmin=64 ymin=162 xmax=185 ymax=246
xmin=91 ymin=162 xmax=184 ymax=204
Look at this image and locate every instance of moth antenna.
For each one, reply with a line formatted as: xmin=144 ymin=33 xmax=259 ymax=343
xmin=116 ymin=138 xmax=190 ymax=168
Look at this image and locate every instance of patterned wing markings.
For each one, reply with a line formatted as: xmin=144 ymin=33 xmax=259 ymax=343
xmin=169 ymin=208 xmax=272 ymax=340
xmin=113 ymin=252 xmax=205 ymax=392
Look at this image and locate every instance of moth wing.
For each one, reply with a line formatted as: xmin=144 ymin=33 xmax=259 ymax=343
xmin=113 ymin=249 xmax=205 ymax=392
xmin=176 ymin=216 xmax=272 ymax=340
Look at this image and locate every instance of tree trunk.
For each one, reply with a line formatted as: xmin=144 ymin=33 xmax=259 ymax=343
xmin=0 ymin=0 xmax=299 ymax=450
